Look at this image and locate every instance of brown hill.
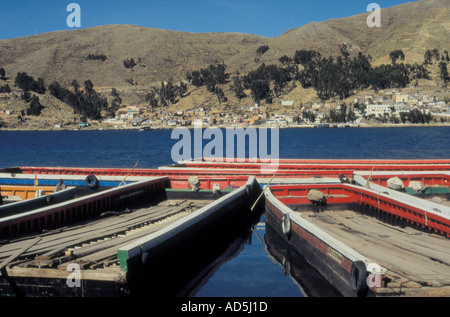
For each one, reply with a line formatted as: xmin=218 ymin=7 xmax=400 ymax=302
xmin=0 ymin=25 xmax=266 ymax=88
xmin=227 ymin=0 xmax=450 ymax=72
xmin=1 ymin=0 xmax=449 ymax=90
xmin=0 ymin=0 xmax=449 ymax=129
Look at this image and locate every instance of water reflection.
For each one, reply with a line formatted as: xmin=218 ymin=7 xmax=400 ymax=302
xmin=179 ymin=215 xmax=339 ymax=297
xmin=264 ymin=225 xmax=341 ymax=297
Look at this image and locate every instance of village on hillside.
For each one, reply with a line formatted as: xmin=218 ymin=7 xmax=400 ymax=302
xmin=96 ymin=89 xmax=449 ymax=130
xmin=1 ymin=85 xmax=449 ymax=131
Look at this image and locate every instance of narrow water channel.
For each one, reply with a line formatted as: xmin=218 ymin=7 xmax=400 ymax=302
xmin=184 ymin=214 xmax=340 ymax=297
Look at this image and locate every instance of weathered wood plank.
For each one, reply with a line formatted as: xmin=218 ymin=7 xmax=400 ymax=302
xmin=0 ymin=237 xmax=41 ymax=271
xmin=303 ymin=209 xmax=450 ymax=286
xmin=0 ymin=199 xmax=208 ymax=270
xmin=0 ymin=203 xmax=194 ymax=261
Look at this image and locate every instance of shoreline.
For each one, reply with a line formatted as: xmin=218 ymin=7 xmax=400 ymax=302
xmin=1 ymin=123 xmax=450 ymax=132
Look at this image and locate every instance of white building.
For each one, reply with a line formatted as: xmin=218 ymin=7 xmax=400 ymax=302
xmin=281 ymin=100 xmax=294 ymax=106
xmin=366 ymin=104 xmax=393 ymax=116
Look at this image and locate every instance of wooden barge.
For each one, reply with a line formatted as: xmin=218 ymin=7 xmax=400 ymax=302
xmin=7 ymin=157 xmax=450 ymax=179
xmin=264 ymin=174 xmax=450 ymax=297
xmin=0 ymin=175 xmax=262 ymax=296
xmin=1 ymin=185 xmax=59 ymax=204
xmin=1 ymin=158 xmax=449 ymax=297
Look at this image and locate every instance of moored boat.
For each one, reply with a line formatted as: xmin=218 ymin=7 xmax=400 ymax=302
xmin=0 ymin=175 xmax=262 ymax=297
xmin=264 ymin=178 xmax=450 ymax=297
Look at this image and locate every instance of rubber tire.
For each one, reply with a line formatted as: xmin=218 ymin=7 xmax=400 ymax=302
xmin=282 ymin=213 xmax=291 ymax=239
xmin=46 ymin=195 xmax=55 ymax=205
xmin=85 ymin=174 xmax=99 ymax=190
xmin=350 ymin=261 xmax=368 ymax=297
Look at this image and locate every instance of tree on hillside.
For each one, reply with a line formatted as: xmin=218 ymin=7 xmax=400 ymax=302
xmin=107 ymin=88 xmax=122 ymax=117
xmin=439 ymin=61 xmax=449 ymax=86
xmin=87 ymin=54 xmax=107 ymax=61
xmin=123 ymin=58 xmax=137 ymax=69
xmin=145 ymin=92 xmax=158 ymax=109
xmin=230 ymin=75 xmax=246 ymax=100
xmin=0 ymin=84 xmax=11 ymax=93
xmin=293 ymin=50 xmax=321 ymax=66
xmin=214 ymin=87 xmax=227 ymax=105
xmin=339 ymin=44 xmax=351 ymax=60
xmin=49 ymin=79 xmax=107 ymax=120
xmin=48 ymin=81 xmax=63 ymax=99
xmin=159 ymin=81 xmax=176 ymax=106
xmin=409 ymin=63 xmax=430 ymax=80
xmin=71 ymin=80 xmax=80 ymax=93
xmin=255 ymin=45 xmax=269 ymax=62
xmin=84 ymin=80 xmax=94 ymax=94
xmin=431 ymin=48 xmax=440 ymax=61
xmin=15 ymin=72 xmax=46 ymax=94
xmin=279 ymin=55 xmax=293 ymax=66
xmin=389 ymin=50 xmax=405 ymax=64
xmin=0 ymin=68 xmax=5 ymax=79
xmin=302 ymin=110 xmax=316 ymax=123
xmin=256 ymin=45 xmax=269 ymax=56
xmin=186 ymin=63 xmax=229 ymax=92
xmin=445 ymin=50 xmax=450 ymax=62
xmin=424 ymin=50 xmax=433 ymax=65
xmin=26 ymin=96 xmax=44 ymax=116
xmin=249 ymin=79 xmax=271 ymax=103
xmin=21 ymin=91 xmax=32 ymax=102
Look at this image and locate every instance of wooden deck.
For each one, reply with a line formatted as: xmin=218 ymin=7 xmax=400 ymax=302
xmin=300 ymin=208 xmax=450 ymax=296
xmin=0 ymin=198 xmax=210 ymax=296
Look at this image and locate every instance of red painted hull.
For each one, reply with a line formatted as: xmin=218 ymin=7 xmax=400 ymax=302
xmin=201 ymin=157 xmax=450 ymax=165
xmin=264 ymin=189 xmax=368 ymax=297
xmin=265 ymin=179 xmax=450 ymax=296
xmin=0 ymin=177 xmax=170 ymax=238
xmin=181 ymin=161 xmax=450 ymax=172
xmin=270 ymin=183 xmax=450 ymax=238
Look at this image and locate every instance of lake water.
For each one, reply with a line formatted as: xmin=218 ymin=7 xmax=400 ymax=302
xmin=0 ymin=127 xmax=449 ymax=297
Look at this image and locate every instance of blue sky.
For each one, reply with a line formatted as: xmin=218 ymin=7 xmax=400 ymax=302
xmin=0 ymin=0 xmax=416 ymax=39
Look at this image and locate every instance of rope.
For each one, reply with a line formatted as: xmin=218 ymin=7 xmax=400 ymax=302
xmin=118 ymin=161 xmax=139 ymax=187
xmin=251 ymin=173 xmax=276 ymax=211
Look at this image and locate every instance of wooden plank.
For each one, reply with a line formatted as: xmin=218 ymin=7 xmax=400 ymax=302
xmin=303 ymin=209 xmax=450 ymax=286
xmin=5 ymin=266 xmax=125 ymax=282
xmin=0 ymin=237 xmax=41 ymax=271
xmin=116 ymin=177 xmax=257 ymax=272
xmin=0 ymin=198 xmax=209 ymax=271
xmin=0 ymin=205 xmax=179 ymax=259
xmin=1 ymin=200 xmax=205 ymax=268
xmin=68 ymin=208 xmax=192 ymax=261
xmin=58 ymin=211 xmax=190 ymax=269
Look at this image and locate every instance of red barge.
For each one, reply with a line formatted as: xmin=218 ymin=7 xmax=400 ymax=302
xmin=0 ymin=158 xmax=449 ymax=296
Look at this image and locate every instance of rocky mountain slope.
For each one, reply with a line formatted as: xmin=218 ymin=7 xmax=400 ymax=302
xmin=0 ymin=0 xmax=448 ymax=129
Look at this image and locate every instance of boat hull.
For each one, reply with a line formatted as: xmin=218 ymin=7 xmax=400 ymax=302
xmin=264 ymin=189 xmax=370 ymax=297
xmin=117 ymin=176 xmax=262 ymax=296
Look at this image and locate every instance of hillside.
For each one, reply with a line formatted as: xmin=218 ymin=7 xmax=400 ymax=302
xmin=0 ymin=25 xmax=266 ymax=88
xmin=226 ymin=0 xmax=450 ymax=72
xmin=0 ymin=0 xmax=449 ymax=129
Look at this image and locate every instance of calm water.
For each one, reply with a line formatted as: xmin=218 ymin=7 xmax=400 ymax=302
xmin=0 ymin=127 xmax=449 ymax=297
